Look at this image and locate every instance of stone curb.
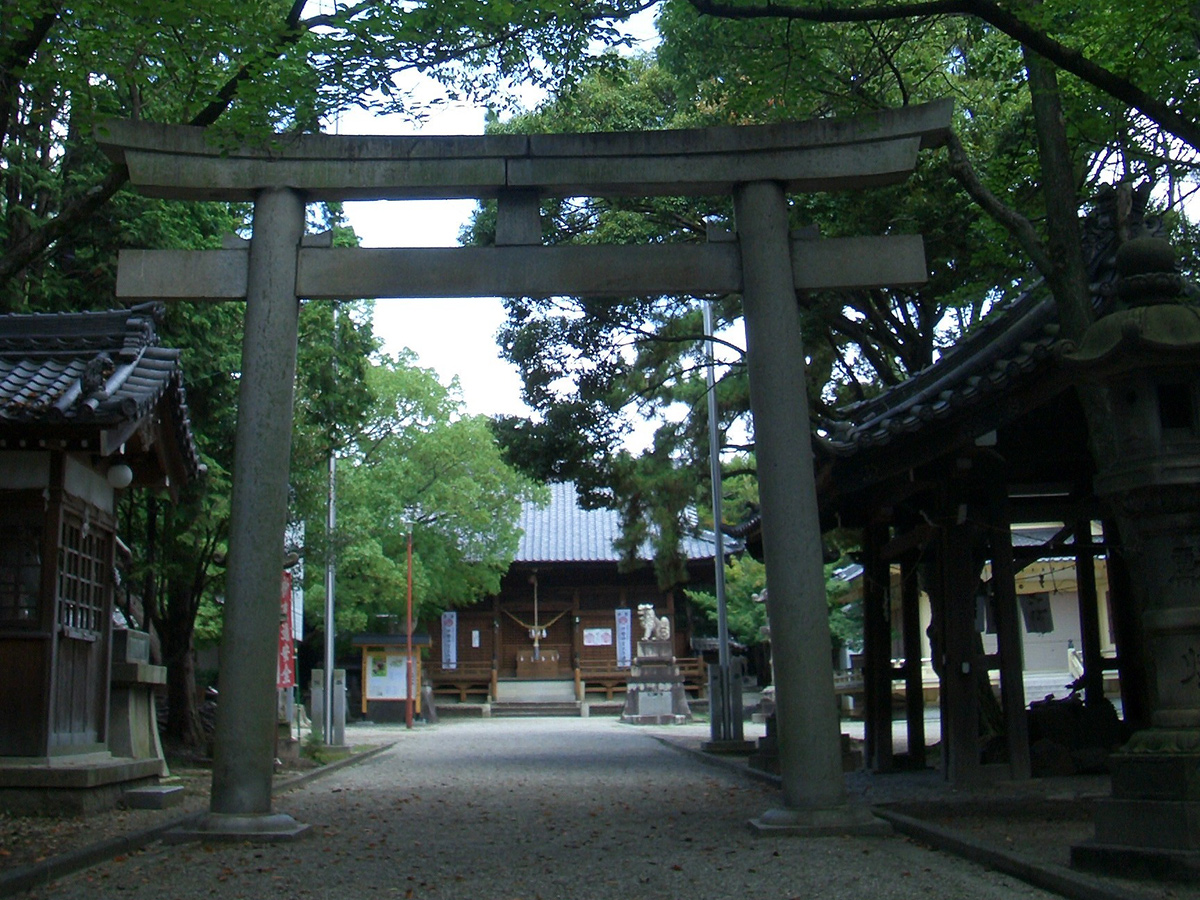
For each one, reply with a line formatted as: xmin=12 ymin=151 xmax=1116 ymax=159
xmin=650 ymin=734 xmax=1148 ymax=900
xmin=875 ymin=809 xmax=1147 ymax=900
xmin=649 ymin=735 xmax=782 ymax=788
xmin=0 ymin=743 xmax=394 ymax=899
xmin=0 ymin=810 xmax=206 ymax=898
xmin=271 ymin=742 xmax=395 ymax=796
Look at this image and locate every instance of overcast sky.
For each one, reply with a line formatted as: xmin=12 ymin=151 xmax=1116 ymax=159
xmin=340 ymin=99 xmax=526 ymax=418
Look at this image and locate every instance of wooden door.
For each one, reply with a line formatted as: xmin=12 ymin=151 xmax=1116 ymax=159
xmin=49 ymin=509 xmax=112 ymax=752
xmin=0 ymin=498 xmax=52 ymax=756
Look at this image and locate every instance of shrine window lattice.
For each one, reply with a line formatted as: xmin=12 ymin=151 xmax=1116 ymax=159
xmin=0 ymin=522 xmax=42 ymax=625
xmin=57 ymin=516 xmax=109 ymax=637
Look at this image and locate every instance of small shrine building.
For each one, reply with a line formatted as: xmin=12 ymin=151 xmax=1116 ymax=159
xmin=0 ymin=304 xmax=201 ymax=811
xmin=425 ymin=482 xmax=724 ymax=709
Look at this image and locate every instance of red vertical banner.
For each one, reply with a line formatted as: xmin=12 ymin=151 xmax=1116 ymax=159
xmin=278 ymin=571 xmax=296 ymax=689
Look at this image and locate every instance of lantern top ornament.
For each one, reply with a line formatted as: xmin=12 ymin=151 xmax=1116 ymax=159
xmin=1064 ymin=236 xmax=1200 ymax=373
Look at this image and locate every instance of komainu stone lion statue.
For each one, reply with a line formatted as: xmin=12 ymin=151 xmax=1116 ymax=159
xmin=637 ymin=603 xmax=671 ymax=641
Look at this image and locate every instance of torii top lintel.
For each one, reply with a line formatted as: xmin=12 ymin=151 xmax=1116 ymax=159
xmin=96 ymin=100 xmax=951 ymax=203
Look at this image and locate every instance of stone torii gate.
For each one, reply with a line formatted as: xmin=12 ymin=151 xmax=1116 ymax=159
xmin=98 ymin=100 xmax=952 ymax=839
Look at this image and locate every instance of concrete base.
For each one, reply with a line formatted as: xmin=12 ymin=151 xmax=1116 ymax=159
xmin=702 ymin=739 xmax=757 ymax=754
xmin=122 ymin=784 xmax=185 ymax=809
xmin=1071 ymin=840 xmax=1200 ymax=881
xmin=108 ymin=663 xmax=169 ymax=777
xmin=276 ymin=736 xmax=301 ymax=764
xmin=163 ymin=812 xmax=311 ymax=844
xmin=622 ymin=714 xmax=690 ymax=725
xmin=1072 ymin=744 xmax=1200 ymax=875
xmin=434 ymin=703 xmax=490 ymax=718
xmin=0 ymin=757 xmax=165 ymax=815
xmin=621 ymin=649 xmax=692 ymax=725
xmin=749 ymin=803 xmax=892 ymax=837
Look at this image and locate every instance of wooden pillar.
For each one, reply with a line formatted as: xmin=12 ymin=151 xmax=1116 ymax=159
xmin=1102 ymin=519 xmax=1150 ymax=730
xmin=900 ymin=551 xmax=926 ymax=769
xmin=940 ymin=519 xmax=982 ymax=786
xmin=492 ymin=592 xmax=503 ymax=687
xmin=571 ymin=588 xmax=581 ymax=669
xmin=862 ymin=523 xmax=894 ymax=772
xmin=988 ymin=488 xmax=1031 ymax=780
xmin=1074 ymin=520 xmax=1105 ymax=704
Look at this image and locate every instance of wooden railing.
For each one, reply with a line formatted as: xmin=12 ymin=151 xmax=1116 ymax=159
xmin=676 ymin=657 xmax=707 ymax=698
xmin=574 ymin=661 xmax=629 ymax=700
xmin=427 ymin=665 xmax=496 ymax=702
xmin=573 ymin=656 xmax=708 ymax=701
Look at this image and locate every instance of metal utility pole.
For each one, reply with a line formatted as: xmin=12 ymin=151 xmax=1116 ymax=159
xmin=323 ymin=305 xmax=338 ymax=747
xmin=405 ymin=530 xmax=414 ymax=729
xmin=323 ymin=450 xmax=336 ymax=745
xmin=704 ymin=299 xmax=742 ymax=743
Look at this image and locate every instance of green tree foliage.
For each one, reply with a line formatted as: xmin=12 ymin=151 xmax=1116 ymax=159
xmin=679 ymin=0 xmax=1200 ymax=156
xmin=488 ymin=0 xmax=1200 ymax=523
xmin=304 ymin=354 xmax=545 ymax=639
xmin=5 ymin=0 xmax=622 ymax=747
xmin=685 ymin=554 xmax=863 ymax=653
xmin=686 ymin=554 xmax=767 ymax=646
xmin=0 ymin=0 xmax=658 ymax=289
xmin=477 ymin=46 xmax=1014 ymax=579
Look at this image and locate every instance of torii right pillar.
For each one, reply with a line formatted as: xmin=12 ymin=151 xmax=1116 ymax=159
xmin=735 ymin=180 xmax=888 ymax=835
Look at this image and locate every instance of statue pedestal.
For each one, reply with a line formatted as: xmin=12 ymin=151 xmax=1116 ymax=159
xmin=621 ymin=640 xmax=691 ymax=725
xmin=1062 ymin=239 xmax=1200 ymax=880
xmin=1072 ymin=736 xmax=1200 ymax=879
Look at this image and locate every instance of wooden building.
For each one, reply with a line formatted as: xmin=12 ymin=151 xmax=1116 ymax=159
xmin=0 ymin=304 xmax=201 ymax=809
xmin=732 ymin=209 xmax=1153 ymax=785
xmin=807 ymin=222 xmax=1157 ymax=785
xmin=425 ymin=482 xmax=720 ymax=709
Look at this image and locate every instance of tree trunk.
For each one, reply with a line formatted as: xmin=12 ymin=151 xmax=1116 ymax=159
xmin=162 ymin=576 xmax=206 ymax=751
xmin=1022 ymin=45 xmax=1151 ymax=718
xmin=1022 ymin=45 xmax=1126 ymax=468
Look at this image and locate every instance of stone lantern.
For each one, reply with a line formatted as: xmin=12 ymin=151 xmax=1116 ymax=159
xmin=1066 ymin=237 xmax=1200 ymax=877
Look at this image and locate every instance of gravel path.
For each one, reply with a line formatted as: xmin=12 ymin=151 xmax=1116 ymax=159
xmin=26 ymin=718 xmax=1061 ymax=900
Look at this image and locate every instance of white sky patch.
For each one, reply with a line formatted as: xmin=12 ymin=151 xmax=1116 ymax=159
xmin=333 ymin=7 xmax=671 ymax=443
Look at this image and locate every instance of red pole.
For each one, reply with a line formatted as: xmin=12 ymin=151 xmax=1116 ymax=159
xmin=406 ymin=530 xmax=414 ymax=729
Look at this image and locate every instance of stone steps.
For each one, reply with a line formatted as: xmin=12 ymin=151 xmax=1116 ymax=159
xmin=490 ymin=701 xmax=583 ymax=718
xmin=121 ymin=783 xmax=186 ymax=809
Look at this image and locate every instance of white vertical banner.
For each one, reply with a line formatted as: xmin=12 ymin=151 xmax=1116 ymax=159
xmin=615 ymin=608 xmax=633 ymax=668
xmin=441 ymin=611 xmax=458 ymax=670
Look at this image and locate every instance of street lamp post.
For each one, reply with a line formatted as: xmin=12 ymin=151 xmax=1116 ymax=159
xmin=704 ymin=299 xmax=742 ymax=744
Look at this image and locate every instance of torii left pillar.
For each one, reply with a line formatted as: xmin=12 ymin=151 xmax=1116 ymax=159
xmin=173 ymin=188 xmax=310 ymax=841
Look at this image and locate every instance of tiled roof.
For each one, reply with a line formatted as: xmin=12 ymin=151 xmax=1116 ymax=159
xmin=817 ymin=190 xmax=1147 ymax=460
xmin=0 ymin=304 xmax=202 ymax=478
xmin=514 ymin=481 xmax=728 ymax=563
xmin=819 ymin=291 xmax=1063 ymax=457
xmin=730 ymin=194 xmax=1152 ymax=541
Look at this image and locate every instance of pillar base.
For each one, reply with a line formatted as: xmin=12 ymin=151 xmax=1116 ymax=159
xmin=163 ymin=812 xmax=311 ymax=844
xmin=749 ymin=803 xmax=892 ymax=837
xmin=701 ymin=739 xmax=757 ymax=754
xmin=1072 ymin=737 xmax=1200 ymax=879
xmin=1071 ymin=841 xmax=1200 ymax=882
